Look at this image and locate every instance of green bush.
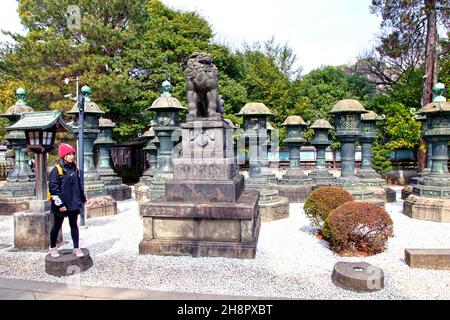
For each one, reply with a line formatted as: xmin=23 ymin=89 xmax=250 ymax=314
xmin=303 ymin=187 xmax=353 ymax=227
xmin=322 ymin=201 xmax=394 ymax=255
xmin=372 ymin=144 xmax=393 ymax=175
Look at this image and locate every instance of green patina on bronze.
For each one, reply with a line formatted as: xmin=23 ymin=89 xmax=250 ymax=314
xmin=147 ymin=81 xmax=186 ymax=201
xmin=308 ymin=119 xmax=336 ymax=185
xmin=0 ymin=89 xmax=36 ymax=198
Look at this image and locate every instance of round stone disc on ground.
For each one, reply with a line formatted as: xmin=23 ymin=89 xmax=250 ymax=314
xmin=45 ymin=249 xmax=93 ymax=277
xmin=331 ymin=262 xmax=384 ymax=292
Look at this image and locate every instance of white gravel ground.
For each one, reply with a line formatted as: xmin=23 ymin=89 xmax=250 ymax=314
xmin=0 ymin=186 xmax=449 ymax=300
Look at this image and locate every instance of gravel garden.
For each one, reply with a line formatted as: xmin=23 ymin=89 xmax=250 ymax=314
xmin=0 ymin=186 xmax=449 ymax=300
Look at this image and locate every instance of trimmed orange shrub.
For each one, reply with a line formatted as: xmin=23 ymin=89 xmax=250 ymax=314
xmin=303 ymin=187 xmax=353 ymax=227
xmin=323 ymin=201 xmax=394 ymax=255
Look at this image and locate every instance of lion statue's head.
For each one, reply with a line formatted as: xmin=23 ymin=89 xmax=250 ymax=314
xmin=185 ymin=52 xmax=218 ymax=80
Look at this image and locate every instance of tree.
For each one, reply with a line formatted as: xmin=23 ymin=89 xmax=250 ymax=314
xmin=0 ymin=0 xmax=248 ymax=141
xmin=372 ymin=98 xmax=422 ymax=150
xmin=372 ymin=144 xmax=394 ymax=175
xmin=365 ymin=0 xmax=449 ymax=170
xmin=355 ymin=0 xmax=449 ymax=89
xmin=0 ymin=0 xmax=150 ymax=140
xmin=292 ymin=66 xmax=375 ymax=123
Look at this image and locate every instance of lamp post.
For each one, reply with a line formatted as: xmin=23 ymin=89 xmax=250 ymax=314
xmin=0 ymin=88 xmax=35 ymax=204
xmin=309 ymin=119 xmax=336 ymax=186
xmin=356 ymin=111 xmax=385 ymax=186
xmin=329 ymin=100 xmax=379 ymax=202
xmin=403 ymin=83 xmax=450 ymax=222
xmin=329 ymin=100 xmax=367 ymax=182
xmin=236 ymin=102 xmax=277 ymax=185
xmin=6 ymin=110 xmax=73 ymax=250
xmin=78 ymin=86 xmax=87 ymax=226
xmin=281 ymin=115 xmax=308 ymax=175
xmin=146 ymin=81 xmax=186 ymax=200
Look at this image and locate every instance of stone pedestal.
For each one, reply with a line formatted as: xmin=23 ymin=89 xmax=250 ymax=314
xmin=369 ymin=186 xmax=397 ymax=203
xmin=357 ymin=176 xmax=396 ymax=203
xmin=98 ymin=170 xmax=131 ymax=201
xmin=258 ymin=189 xmax=289 ymax=222
xmin=357 ymin=172 xmax=386 ymax=187
xmin=104 ymin=182 xmax=132 ymax=201
xmin=14 ymin=211 xmax=54 ymax=250
xmin=85 ymin=195 xmax=117 ymax=219
xmin=140 ymin=116 xmax=261 ymax=259
xmin=277 ymin=185 xmax=313 ymax=203
xmin=401 ymin=185 xmax=413 ymax=200
xmin=334 ymin=176 xmax=386 ymax=205
xmin=332 ymin=262 xmax=384 ymax=292
xmin=135 ymin=185 xmax=150 ymax=202
xmin=278 ymin=168 xmax=314 ymax=202
xmin=405 ymin=249 xmax=450 ymax=270
xmin=45 ymin=249 xmax=93 ymax=277
xmin=308 ymin=170 xmax=336 ymax=187
xmin=0 ymin=196 xmax=33 ymax=215
xmin=83 ymin=181 xmax=118 ymax=219
xmin=403 ymin=194 xmax=449 ymax=222
xmin=140 ymin=189 xmax=261 ymax=258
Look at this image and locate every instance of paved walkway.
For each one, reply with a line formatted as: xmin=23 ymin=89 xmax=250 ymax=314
xmin=0 ymin=277 xmax=270 ymax=300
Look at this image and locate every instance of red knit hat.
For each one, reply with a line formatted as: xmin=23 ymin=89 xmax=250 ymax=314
xmin=59 ymin=143 xmax=76 ymax=159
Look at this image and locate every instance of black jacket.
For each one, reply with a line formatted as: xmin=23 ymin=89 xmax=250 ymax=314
xmin=49 ymin=159 xmax=87 ymax=216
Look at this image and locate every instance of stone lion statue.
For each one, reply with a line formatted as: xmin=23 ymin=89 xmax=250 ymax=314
xmin=185 ymin=52 xmax=224 ymax=118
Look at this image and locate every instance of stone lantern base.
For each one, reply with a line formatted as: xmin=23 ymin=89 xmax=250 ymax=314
xmin=14 ymin=211 xmax=54 ymax=250
xmin=83 ymin=180 xmax=118 ymax=218
xmin=368 ymin=186 xmax=397 ymax=203
xmin=403 ymin=195 xmax=449 ymax=223
xmin=0 ymin=196 xmax=34 ymax=215
xmin=98 ymin=171 xmax=132 ymax=201
xmin=355 ymin=174 xmax=397 ymax=203
xmin=401 ymin=185 xmax=414 ymax=200
xmin=258 ymin=189 xmax=289 ymax=222
xmin=85 ymin=195 xmax=117 ymax=219
xmin=308 ymin=169 xmax=336 ymax=187
xmin=14 ymin=201 xmax=62 ymax=251
xmin=105 ymin=183 xmax=132 ymax=201
xmin=277 ymin=185 xmax=313 ymax=202
xmin=244 ymin=176 xmax=290 ymax=221
xmin=334 ymin=176 xmax=389 ymax=206
xmin=0 ymin=181 xmax=36 ymax=215
xmin=401 ymin=171 xmax=431 ymax=200
xmin=147 ymin=183 xmax=167 ymax=201
xmin=402 ymin=175 xmax=450 ymax=222
xmin=139 ymin=189 xmax=261 ymax=259
xmin=356 ymin=169 xmax=385 ymax=186
xmin=134 ymin=173 xmax=153 ymax=200
xmin=277 ymin=168 xmax=314 ymax=202
xmin=135 ymin=185 xmax=150 ymax=203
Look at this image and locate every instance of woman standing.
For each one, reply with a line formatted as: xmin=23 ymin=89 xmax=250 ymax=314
xmin=48 ymin=143 xmax=87 ymax=258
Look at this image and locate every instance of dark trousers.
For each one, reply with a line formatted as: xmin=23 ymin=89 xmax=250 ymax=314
xmin=50 ymin=211 xmax=80 ymax=248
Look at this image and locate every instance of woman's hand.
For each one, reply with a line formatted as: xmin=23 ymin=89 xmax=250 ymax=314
xmin=59 ymin=206 xmax=67 ymax=212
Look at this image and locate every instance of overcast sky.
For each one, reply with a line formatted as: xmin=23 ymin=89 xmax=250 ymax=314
xmin=0 ymin=0 xmax=382 ymax=74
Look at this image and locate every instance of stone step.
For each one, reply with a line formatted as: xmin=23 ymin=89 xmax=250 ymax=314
xmin=405 ymin=249 xmax=450 ymax=270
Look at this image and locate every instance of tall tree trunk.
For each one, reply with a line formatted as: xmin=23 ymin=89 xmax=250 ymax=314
xmin=419 ymin=0 xmax=438 ymax=172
